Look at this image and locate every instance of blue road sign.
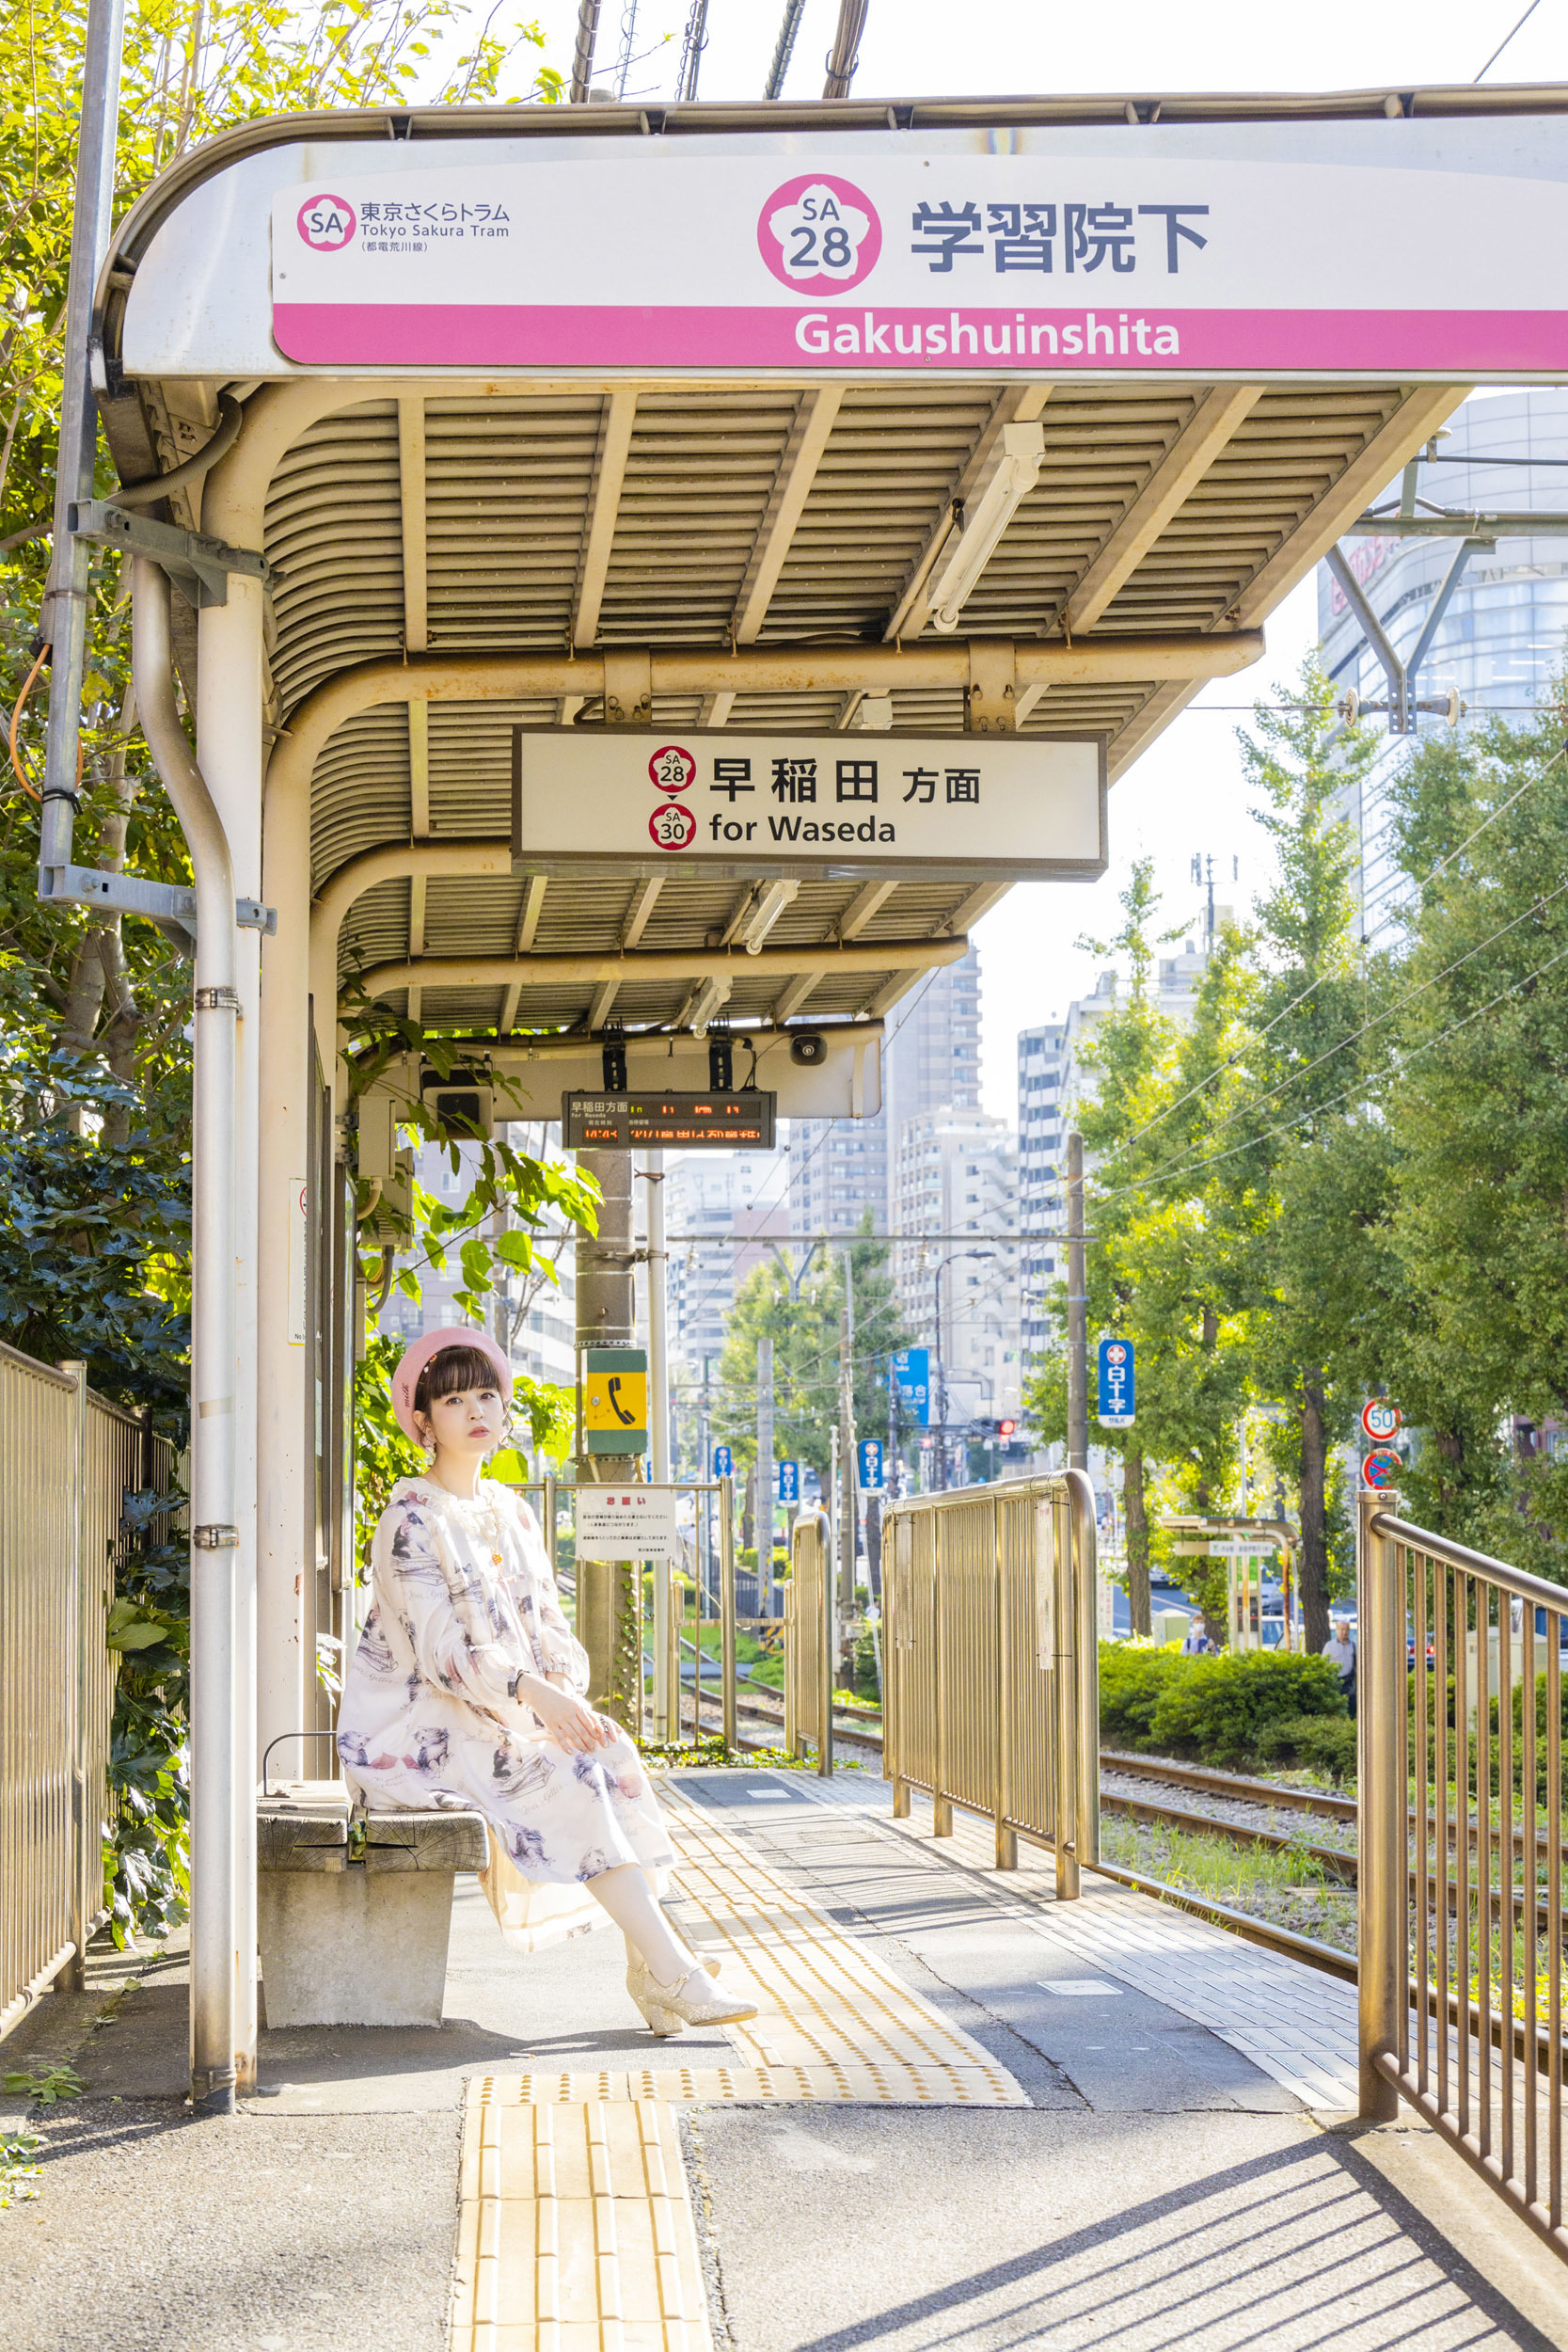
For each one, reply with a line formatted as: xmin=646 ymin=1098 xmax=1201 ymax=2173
xmin=777 ymin=1459 xmax=800 ymax=1504
xmin=1098 ymin=1338 xmax=1135 ymax=1428
xmin=712 ymin=1443 xmax=734 ymax=1479
xmin=892 ymin=1347 xmax=930 ymax=1428
xmin=858 ymin=1438 xmax=884 ymax=1491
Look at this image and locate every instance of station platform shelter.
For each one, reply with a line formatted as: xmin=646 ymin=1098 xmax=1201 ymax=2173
xmin=20 ymin=61 xmax=1568 ymax=2339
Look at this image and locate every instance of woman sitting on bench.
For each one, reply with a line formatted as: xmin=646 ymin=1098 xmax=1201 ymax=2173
xmin=337 ymin=1327 xmax=755 ymax=2038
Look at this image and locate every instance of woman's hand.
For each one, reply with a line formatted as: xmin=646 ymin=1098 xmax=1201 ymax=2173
xmin=517 ymin=1674 xmax=619 ymax=1755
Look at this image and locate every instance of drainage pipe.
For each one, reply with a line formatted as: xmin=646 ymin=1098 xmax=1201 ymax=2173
xmin=133 ymin=557 xmax=241 ymax=2116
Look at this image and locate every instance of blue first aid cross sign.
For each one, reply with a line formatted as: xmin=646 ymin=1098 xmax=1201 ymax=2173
xmin=858 ymin=1438 xmax=884 ymax=1491
xmin=1098 ymin=1339 xmax=1135 ymax=1429
xmin=713 ymin=1443 xmax=734 ymax=1478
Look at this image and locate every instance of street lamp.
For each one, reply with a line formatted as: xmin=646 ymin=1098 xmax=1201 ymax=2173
xmin=932 ymin=1248 xmax=994 ymax=1492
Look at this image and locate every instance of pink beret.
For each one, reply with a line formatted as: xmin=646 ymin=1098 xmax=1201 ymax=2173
xmin=390 ymin=1326 xmax=512 ymax=1442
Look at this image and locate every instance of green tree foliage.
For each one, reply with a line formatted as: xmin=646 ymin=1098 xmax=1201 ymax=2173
xmin=0 ymin=0 xmax=567 ymax=1938
xmin=711 ymin=1216 xmax=912 ymax=1490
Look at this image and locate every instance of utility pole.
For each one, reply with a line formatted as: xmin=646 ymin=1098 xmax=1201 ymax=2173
xmin=755 ymin=1333 xmax=774 ymax=1617
xmin=1067 ymin=1131 xmax=1088 ymax=1472
xmin=839 ymin=1247 xmax=858 ymax=1612
xmin=698 ymin=1355 xmax=711 ymax=1613
xmin=576 ymin=1149 xmax=641 ymax=1728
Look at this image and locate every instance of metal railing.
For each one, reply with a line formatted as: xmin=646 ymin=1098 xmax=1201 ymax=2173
xmin=879 ymin=1473 xmax=1099 ymax=1890
xmin=0 ymin=1343 xmax=170 ymax=2042
xmin=1360 ymin=1494 xmax=1568 ymax=2262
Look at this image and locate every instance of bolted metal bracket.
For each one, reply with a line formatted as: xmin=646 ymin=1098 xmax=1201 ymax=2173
xmin=195 ymin=985 xmax=241 ymax=1011
xmin=193 ymin=1524 xmax=240 ymax=1549
xmin=43 ymin=865 xmax=277 ymax=939
xmin=69 ymin=500 xmax=275 ymax=611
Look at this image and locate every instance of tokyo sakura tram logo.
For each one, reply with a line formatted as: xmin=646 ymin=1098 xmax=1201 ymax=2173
xmin=757 ymin=176 xmax=881 ymax=294
xmin=297 ymin=194 xmax=357 ymax=251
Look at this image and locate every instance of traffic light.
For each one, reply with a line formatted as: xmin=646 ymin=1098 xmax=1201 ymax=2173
xmin=970 ymin=1416 xmax=1017 ymax=1440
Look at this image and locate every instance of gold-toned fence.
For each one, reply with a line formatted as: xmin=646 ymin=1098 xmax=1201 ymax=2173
xmin=0 ymin=1344 xmax=170 ymax=2042
xmin=784 ymin=1507 xmax=834 ymax=1774
xmin=1360 ymin=1495 xmax=1568 ymax=2262
xmin=880 ymin=1474 xmax=1099 ymax=1890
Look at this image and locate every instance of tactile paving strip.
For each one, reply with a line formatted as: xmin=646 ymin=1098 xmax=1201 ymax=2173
xmin=450 ymin=2091 xmax=708 ymax=2352
xmin=449 ymin=1781 xmax=1027 ymax=2348
xmin=655 ymin=1785 xmax=1027 ymax=2106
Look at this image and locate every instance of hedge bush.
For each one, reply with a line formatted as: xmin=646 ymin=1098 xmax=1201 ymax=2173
xmin=1099 ymin=1642 xmax=1347 ymax=1771
xmin=1256 ymin=1713 xmax=1359 ymax=1787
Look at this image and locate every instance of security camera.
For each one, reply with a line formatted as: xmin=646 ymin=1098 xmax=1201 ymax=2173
xmin=789 ymin=1031 xmax=827 ymax=1067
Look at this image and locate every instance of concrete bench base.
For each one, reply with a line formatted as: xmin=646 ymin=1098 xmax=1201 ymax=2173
xmin=257 ymin=1780 xmax=490 ymax=2030
xmin=258 ymin=1867 xmax=457 ymax=2026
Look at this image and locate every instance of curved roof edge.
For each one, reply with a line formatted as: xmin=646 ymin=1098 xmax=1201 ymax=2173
xmin=104 ymin=79 xmax=1568 ymax=277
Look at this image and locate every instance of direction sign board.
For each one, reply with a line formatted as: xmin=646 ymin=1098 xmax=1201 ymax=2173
xmin=1098 ymin=1338 xmax=1135 ymax=1429
xmin=583 ymin=1346 xmax=647 ymax=1455
xmin=892 ymin=1348 xmax=930 ymax=1429
xmin=1361 ymin=1398 xmax=1402 ymax=1442
xmin=515 ymin=730 xmax=1105 ymax=883
xmin=713 ymin=1443 xmax=734 ymax=1480
xmin=253 ymin=128 xmax=1568 ymax=383
xmin=777 ymin=1459 xmax=800 ymax=1504
xmin=562 ymin=1091 xmax=776 ymax=1151
xmin=576 ymin=1486 xmax=678 ymax=1562
xmin=1362 ymin=1448 xmax=1402 ymax=1490
xmin=858 ymin=1438 xmax=884 ymax=1492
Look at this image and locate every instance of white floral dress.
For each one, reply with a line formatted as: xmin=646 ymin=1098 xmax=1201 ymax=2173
xmin=337 ymin=1474 xmax=673 ymax=1950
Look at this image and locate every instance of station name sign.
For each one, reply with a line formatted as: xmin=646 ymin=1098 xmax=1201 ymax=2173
xmin=514 ymin=729 xmax=1105 ymax=882
xmin=562 ymin=1092 xmax=778 ymax=1151
xmin=264 ymin=122 xmax=1568 ymax=378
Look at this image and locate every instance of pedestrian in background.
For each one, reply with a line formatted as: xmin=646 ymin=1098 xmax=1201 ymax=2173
xmin=1181 ymin=1615 xmax=1214 ymax=1655
xmin=1323 ymin=1617 xmax=1357 ymax=1719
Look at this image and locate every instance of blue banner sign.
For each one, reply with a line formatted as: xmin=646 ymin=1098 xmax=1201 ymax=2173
xmin=892 ymin=1347 xmax=930 ymax=1428
xmin=1098 ymin=1339 xmax=1135 ymax=1429
xmin=777 ymin=1459 xmax=800 ymax=1503
xmin=712 ymin=1442 xmax=734 ymax=1478
xmin=858 ymin=1438 xmax=884 ymax=1491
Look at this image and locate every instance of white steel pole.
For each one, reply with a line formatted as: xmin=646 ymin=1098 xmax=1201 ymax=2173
xmin=645 ymin=1150 xmax=672 ymax=1740
xmin=38 ymin=0 xmax=126 ymax=891
xmin=755 ymin=1334 xmax=774 ymax=1618
xmin=134 ymin=562 xmax=241 ymax=2114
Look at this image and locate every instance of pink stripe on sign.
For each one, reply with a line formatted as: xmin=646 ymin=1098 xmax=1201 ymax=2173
xmin=270 ymin=303 xmax=1568 ymax=373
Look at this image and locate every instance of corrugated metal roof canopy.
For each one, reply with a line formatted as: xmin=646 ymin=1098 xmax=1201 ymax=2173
xmin=103 ymin=97 xmax=1477 ymax=1041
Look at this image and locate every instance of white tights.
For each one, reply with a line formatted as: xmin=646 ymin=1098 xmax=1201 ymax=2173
xmin=586 ymin=1863 xmax=690 ymax=1984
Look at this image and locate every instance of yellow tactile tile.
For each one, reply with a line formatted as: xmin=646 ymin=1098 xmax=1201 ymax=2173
xmin=450 ymin=2095 xmax=708 ymax=2352
xmin=656 ymin=1786 xmax=1027 ymax=2106
xmin=469 ymin=2064 xmax=1017 ymax=2107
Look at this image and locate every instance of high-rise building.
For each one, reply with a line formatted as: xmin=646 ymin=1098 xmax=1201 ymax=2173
xmin=1016 ymin=936 xmax=1218 ymax=1371
xmin=1319 ymin=389 xmax=1568 ymax=939
xmin=788 ymin=946 xmax=983 ymax=1236
xmin=893 ymin=1109 xmax=1021 ymax=1450
xmin=662 ymin=1146 xmax=791 ymax=1384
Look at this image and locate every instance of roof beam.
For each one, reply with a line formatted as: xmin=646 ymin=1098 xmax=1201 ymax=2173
xmin=1060 ymin=385 xmax=1265 ymax=636
xmin=572 ymin=388 xmax=637 ymax=650
xmin=588 ymin=978 xmax=620 ymax=1027
xmin=732 ymin=386 xmax=843 ymax=644
xmin=409 ymin=701 xmax=430 ymax=836
xmin=500 ymin=873 xmax=549 ymax=1030
xmin=620 ymin=876 xmax=663 ymax=947
xmin=771 ymin=970 xmax=823 ymax=1022
xmin=359 ymin=931 xmax=970 ymax=1003
xmin=884 ymin=383 xmax=1053 ymax=643
xmin=699 ymin=689 xmax=736 ymax=728
xmin=836 ymin=880 xmax=895 ymax=941
xmin=398 ymin=395 xmax=427 ymax=653
xmin=1227 ymin=384 xmax=1471 ymax=629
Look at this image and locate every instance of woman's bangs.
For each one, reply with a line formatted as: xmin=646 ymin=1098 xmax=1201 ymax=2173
xmin=419 ymin=1344 xmax=502 ymax=1406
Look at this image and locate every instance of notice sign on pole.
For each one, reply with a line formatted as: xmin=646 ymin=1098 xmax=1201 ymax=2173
xmin=1097 ymin=1339 xmax=1134 ymax=1429
xmin=515 ymin=731 xmax=1104 ymax=883
xmin=576 ymin=1486 xmax=678 ymax=1562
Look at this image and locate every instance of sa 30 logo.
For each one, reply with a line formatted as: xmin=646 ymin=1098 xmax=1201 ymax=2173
xmin=297 ymin=193 xmax=357 ymax=251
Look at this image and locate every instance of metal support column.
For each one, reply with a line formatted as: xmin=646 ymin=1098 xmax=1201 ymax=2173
xmin=63 ymin=1362 xmax=89 ymax=1994
xmin=644 ymin=1150 xmax=672 ymax=1740
xmin=38 ymin=0 xmax=126 ymax=893
xmin=719 ymin=1474 xmax=736 ymax=1751
xmin=576 ymin=1148 xmax=641 ymax=1730
xmin=755 ymin=1334 xmax=774 ymax=1618
xmin=1358 ymin=1488 xmax=1402 ymax=2120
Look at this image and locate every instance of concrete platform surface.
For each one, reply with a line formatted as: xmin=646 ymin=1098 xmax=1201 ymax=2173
xmin=1 ymin=1765 xmax=1565 ymax=2352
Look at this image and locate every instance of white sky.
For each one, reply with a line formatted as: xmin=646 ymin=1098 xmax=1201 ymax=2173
xmin=470 ymin=0 xmax=1562 ymax=1116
